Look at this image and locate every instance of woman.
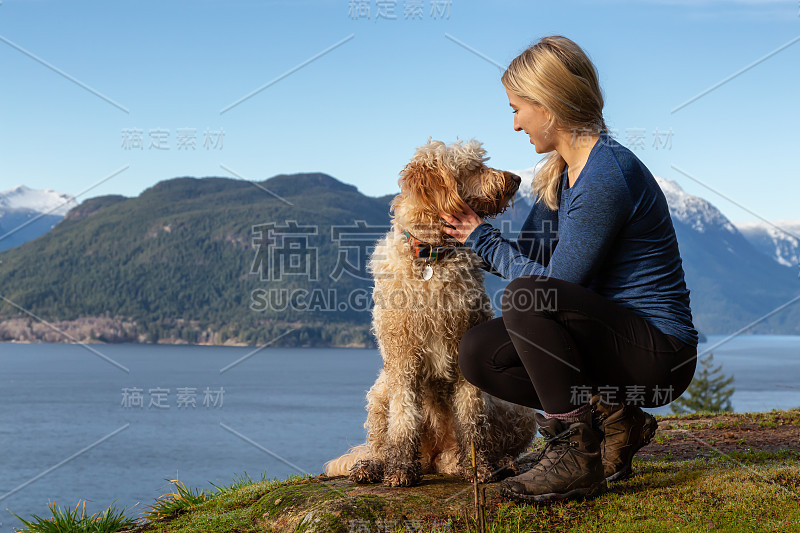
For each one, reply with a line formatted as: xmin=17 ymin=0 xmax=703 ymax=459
xmin=439 ymin=35 xmax=699 ymax=503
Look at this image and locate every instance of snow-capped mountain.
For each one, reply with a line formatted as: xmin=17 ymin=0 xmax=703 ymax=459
xmin=0 ymin=185 xmax=77 ymax=216
xmin=509 ymin=166 xmax=538 ymax=204
xmin=653 ymin=177 xmax=740 ymax=235
xmin=0 ymin=185 xmax=77 ymax=252
xmin=733 ymin=220 xmax=800 ymax=269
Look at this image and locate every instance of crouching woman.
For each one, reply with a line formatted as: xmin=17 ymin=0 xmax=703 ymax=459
xmin=439 ymin=35 xmax=698 ymax=503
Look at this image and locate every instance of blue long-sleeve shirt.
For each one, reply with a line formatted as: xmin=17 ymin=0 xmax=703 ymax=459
xmin=464 ymin=132 xmax=699 ymax=347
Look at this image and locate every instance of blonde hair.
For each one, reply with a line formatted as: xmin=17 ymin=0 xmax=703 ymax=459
xmin=501 ymin=36 xmax=608 ymax=210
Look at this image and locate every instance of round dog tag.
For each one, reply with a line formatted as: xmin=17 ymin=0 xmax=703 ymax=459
xmin=422 ymin=265 xmax=433 ymax=280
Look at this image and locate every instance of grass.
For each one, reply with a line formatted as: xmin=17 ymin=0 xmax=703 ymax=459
xmin=10 ymin=500 xmax=138 ymax=533
xmin=10 ymin=408 xmax=800 ymax=533
xmin=476 ymin=452 xmax=800 ymax=533
xmin=109 ymin=450 xmax=798 ymax=533
xmin=9 ymin=472 xmax=295 ymax=533
xmin=207 ymin=471 xmax=275 ymax=497
xmin=143 ymin=478 xmax=208 ymax=522
xmin=653 ymin=433 xmax=675 ymax=444
xmin=12 ymin=457 xmax=800 ymax=533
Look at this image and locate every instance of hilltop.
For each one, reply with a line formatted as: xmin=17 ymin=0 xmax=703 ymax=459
xmin=67 ymin=408 xmax=800 ymax=533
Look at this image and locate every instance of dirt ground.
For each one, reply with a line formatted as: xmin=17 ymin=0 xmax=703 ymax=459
xmin=630 ymin=410 xmax=800 ymax=461
xmin=508 ymin=409 xmax=800 ymax=471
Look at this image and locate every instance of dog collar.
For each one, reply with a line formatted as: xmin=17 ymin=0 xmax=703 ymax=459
xmin=401 ymin=229 xmax=463 ymax=263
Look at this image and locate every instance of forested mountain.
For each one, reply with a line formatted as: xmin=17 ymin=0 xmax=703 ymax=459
xmin=0 ymin=171 xmax=797 ymax=347
xmin=0 ymin=174 xmax=391 ymax=347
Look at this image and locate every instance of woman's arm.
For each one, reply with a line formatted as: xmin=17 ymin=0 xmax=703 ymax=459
xmin=465 ymin=198 xmax=559 ymax=279
xmin=465 ymin=222 xmax=546 ymax=279
xmin=465 ymin=175 xmax=632 ymax=283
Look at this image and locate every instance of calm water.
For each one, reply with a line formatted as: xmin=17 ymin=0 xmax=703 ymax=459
xmin=1 ymin=335 xmax=798 ymax=529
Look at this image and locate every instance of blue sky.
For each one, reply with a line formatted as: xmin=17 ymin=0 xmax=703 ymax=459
xmin=1 ymin=0 xmax=798 ymax=223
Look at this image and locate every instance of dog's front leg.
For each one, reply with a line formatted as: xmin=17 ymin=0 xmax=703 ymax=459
xmin=452 ymin=377 xmax=494 ymax=483
xmin=350 ymin=370 xmax=389 ymax=484
xmin=383 ymin=370 xmax=423 ymax=487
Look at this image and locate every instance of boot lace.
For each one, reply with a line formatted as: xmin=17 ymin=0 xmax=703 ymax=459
xmin=534 ymin=426 xmax=579 ymax=464
xmin=593 ymin=411 xmax=609 ymax=428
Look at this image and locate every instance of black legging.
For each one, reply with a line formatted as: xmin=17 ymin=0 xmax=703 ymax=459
xmin=458 ymin=276 xmax=698 ymax=414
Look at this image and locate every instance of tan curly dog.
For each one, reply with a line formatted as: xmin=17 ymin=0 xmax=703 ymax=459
xmin=324 ymin=139 xmax=538 ymax=487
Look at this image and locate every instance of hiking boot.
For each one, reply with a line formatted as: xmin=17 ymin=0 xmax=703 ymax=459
xmin=500 ymin=410 xmax=606 ymax=503
xmin=590 ymin=394 xmax=658 ymax=482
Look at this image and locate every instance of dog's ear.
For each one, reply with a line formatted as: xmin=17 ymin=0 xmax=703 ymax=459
xmin=398 ymin=158 xmax=468 ymax=215
xmin=463 ymin=138 xmax=488 ymax=164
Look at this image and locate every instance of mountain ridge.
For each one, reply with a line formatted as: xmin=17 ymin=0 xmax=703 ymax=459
xmin=733 ymin=219 xmax=800 ymax=270
xmin=0 ymin=184 xmax=77 ymax=215
xmin=0 ymin=171 xmax=797 ymax=346
xmin=0 ymin=185 xmax=78 ymax=252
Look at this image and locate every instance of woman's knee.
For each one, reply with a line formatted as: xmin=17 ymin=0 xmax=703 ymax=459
xmin=636 ymin=351 xmax=698 ymax=408
xmin=668 ymin=348 xmax=698 ymax=402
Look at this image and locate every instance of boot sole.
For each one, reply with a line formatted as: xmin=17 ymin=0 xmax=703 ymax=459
xmin=605 ymin=412 xmax=659 ymax=483
xmin=500 ymin=480 xmax=607 ymax=504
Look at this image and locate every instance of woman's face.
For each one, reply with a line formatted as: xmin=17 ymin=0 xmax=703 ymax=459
xmin=506 ymin=88 xmax=556 ymax=154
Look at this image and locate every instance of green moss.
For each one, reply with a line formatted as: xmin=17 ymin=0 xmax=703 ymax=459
xmin=253 ymin=482 xmax=340 ymax=517
xmin=293 ymin=495 xmax=387 ymax=533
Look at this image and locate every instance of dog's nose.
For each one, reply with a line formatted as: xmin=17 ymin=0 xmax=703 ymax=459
xmin=506 ymin=171 xmax=522 ymax=185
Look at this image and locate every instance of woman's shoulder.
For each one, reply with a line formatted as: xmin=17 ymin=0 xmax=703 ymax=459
xmin=589 ymin=134 xmax=662 ymax=195
xmin=591 ymin=134 xmax=646 ymax=176
xmin=575 ymin=138 xmax=631 ymax=196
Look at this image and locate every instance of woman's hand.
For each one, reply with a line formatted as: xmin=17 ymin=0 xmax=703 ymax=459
xmin=439 ymin=204 xmax=484 ymax=244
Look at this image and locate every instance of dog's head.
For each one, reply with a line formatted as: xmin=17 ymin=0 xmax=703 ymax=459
xmin=391 ymin=138 xmax=521 ymax=244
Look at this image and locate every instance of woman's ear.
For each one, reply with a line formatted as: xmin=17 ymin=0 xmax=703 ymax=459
xmin=399 ymin=158 xmax=467 ymax=216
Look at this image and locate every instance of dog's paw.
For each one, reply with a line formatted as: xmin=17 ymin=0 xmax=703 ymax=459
xmin=482 ymin=454 xmax=523 ymax=482
xmin=459 ymin=462 xmax=495 ymax=484
xmin=383 ymin=462 xmax=422 ymax=487
xmin=349 ymin=460 xmax=384 ymax=484
xmin=484 ymin=462 xmax=519 ymax=482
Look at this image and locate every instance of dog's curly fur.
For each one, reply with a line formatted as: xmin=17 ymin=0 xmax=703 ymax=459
xmin=323 ymin=138 xmax=538 ymax=487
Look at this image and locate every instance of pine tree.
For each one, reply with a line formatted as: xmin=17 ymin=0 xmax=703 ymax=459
xmin=670 ymin=351 xmax=735 ymax=414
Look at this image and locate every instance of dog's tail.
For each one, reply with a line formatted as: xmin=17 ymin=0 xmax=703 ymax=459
xmin=323 ymin=443 xmax=370 ymax=476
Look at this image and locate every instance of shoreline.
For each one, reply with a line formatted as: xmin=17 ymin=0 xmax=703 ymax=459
xmin=0 ymin=338 xmax=376 ymax=348
xmin=0 ymin=316 xmax=377 ymax=348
